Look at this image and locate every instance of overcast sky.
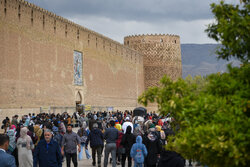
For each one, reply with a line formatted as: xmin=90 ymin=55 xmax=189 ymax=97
xmin=26 ymin=0 xmax=237 ymax=44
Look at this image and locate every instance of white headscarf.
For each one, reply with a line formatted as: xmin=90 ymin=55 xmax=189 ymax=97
xmin=20 ymin=127 xmax=32 ymax=149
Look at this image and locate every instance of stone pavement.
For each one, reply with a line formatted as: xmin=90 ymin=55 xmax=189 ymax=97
xmin=62 ymin=157 xmax=201 ymax=167
xmin=62 ymin=127 xmax=111 ymax=167
xmin=62 ymin=151 xmax=101 ymax=167
xmin=62 ymin=128 xmax=202 ymax=167
xmin=62 ymin=146 xmax=119 ymax=167
xmin=62 ymin=155 xmax=202 ymax=167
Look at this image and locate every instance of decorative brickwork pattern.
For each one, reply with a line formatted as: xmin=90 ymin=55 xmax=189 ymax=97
xmin=124 ymin=34 xmax=182 ymax=89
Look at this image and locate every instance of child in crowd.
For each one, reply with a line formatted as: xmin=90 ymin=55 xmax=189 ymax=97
xmin=130 ymin=136 xmax=148 ymax=167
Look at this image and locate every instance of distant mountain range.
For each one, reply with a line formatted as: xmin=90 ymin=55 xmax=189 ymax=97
xmin=181 ymin=44 xmax=240 ymax=78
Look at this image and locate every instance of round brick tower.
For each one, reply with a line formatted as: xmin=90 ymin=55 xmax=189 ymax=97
xmin=124 ymin=34 xmax=182 ymax=89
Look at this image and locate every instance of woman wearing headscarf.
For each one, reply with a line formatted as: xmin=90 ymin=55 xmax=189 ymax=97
xmin=17 ymin=127 xmax=34 ymax=167
xmin=34 ymin=124 xmax=43 ymax=146
xmin=7 ymin=124 xmax=19 ymax=166
xmin=133 ymin=123 xmax=143 ymax=138
xmin=6 ymin=125 xmax=16 ymax=153
xmin=59 ymin=118 xmax=66 ymax=135
xmin=155 ymin=125 xmax=166 ymax=146
xmin=77 ymin=122 xmax=91 ymax=160
xmin=24 ymin=116 xmax=30 ymax=127
xmin=121 ymin=126 xmax=136 ymax=167
xmin=143 ymin=124 xmax=162 ymax=167
xmin=115 ymin=122 xmax=124 ymax=165
xmin=27 ymin=125 xmax=38 ymax=145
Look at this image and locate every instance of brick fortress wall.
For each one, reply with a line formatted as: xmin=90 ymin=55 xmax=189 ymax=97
xmin=124 ymin=34 xmax=182 ymax=89
xmin=0 ymin=0 xmax=145 ymax=120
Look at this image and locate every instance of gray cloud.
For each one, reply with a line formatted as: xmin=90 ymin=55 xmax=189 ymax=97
xmin=70 ymin=15 xmax=214 ymax=43
xmin=27 ymin=0 xmax=215 ymax=22
xmin=26 ymin=0 xmax=237 ymax=44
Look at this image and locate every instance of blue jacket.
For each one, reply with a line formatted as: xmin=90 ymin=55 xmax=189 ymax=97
xmin=0 ymin=149 xmax=16 ymax=167
xmin=33 ymin=139 xmax=62 ymax=167
xmin=130 ymin=136 xmax=148 ymax=164
xmin=86 ymin=128 xmax=104 ymax=148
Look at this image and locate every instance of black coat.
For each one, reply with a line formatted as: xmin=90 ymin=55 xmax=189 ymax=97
xmin=86 ymin=128 xmax=104 ymax=148
xmin=157 ymin=150 xmax=185 ymax=167
xmin=121 ymin=133 xmax=136 ymax=155
xmin=89 ymin=119 xmax=97 ymax=131
xmin=143 ymin=133 xmax=162 ymax=166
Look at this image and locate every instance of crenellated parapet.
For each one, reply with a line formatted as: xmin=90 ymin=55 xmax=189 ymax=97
xmin=125 ymin=33 xmax=180 ymax=38
xmin=0 ymin=0 xmax=182 ymax=94
xmin=126 ymin=33 xmax=179 ymax=36
xmin=124 ymin=34 xmax=180 ymax=45
xmin=0 ymin=0 xmax=143 ymax=64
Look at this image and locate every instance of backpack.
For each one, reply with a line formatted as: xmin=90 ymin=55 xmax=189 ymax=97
xmin=134 ymin=144 xmax=144 ymax=164
xmin=79 ymin=128 xmax=88 ymax=143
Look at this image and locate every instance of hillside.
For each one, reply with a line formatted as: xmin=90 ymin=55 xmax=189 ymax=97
xmin=181 ymin=44 xmax=240 ymax=78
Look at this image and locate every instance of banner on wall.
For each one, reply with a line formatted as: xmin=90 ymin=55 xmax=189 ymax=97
xmin=107 ymin=107 xmax=114 ymax=112
xmin=84 ymin=105 xmax=92 ymax=112
xmin=40 ymin=106 xmax=51 ymax=113
xmin=74 ymin=51 xmax=83 ymax=85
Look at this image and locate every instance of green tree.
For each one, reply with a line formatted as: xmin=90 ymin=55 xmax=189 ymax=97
xmin=138 ymin=1 xmax=250 ymax=166
xmin=205 ymin=0 xmax=250 ymax=62
xmin=139 ymin=66 xmax=250 ymax=167
xmin=185 ymin=75 xmax=207 ymax=92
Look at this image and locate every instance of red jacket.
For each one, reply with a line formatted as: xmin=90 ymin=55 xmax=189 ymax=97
xmin=116 ymin=131 xmax=124 ymax=148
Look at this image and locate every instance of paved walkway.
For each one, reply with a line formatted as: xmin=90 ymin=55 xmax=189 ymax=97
xmin=62 ymin=127 xmax=111 ymax=167
xmin=62 ymin=152 xmax=100 ymax=167
xmin=62 ymin=128 xmax=202 ymax=167
xmin=62 ymin=146 xmax=118 ymax=167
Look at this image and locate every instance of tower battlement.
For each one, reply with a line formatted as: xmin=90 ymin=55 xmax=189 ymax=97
xmin=125 ymin=33 xmax=179 ymax=38
xmin=124 ymin=34 xmax=180 ymax=46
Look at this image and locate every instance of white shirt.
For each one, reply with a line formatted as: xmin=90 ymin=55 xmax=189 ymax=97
xmin=122 ymin=121 xmax=133 ymax=134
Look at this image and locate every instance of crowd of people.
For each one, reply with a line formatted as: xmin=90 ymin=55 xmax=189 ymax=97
xmin=0 ymin=110 xmax=188 ymax=167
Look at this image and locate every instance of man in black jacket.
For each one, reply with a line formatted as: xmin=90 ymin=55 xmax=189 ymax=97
xmin=33 ymin=129 xmax=62 ymax=167
xmin=89 ymin=115 xmax=97 ymax=131
xmin=86 ymin=123 xmax=104 ymax=167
